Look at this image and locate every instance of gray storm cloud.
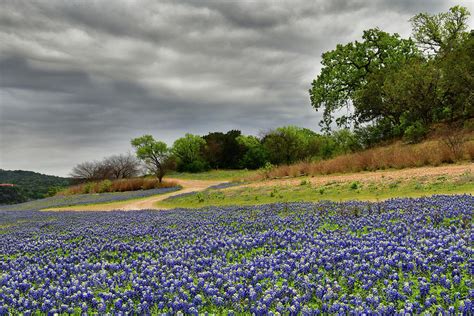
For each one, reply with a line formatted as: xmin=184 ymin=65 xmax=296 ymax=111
xmin=0 ymin=0 xmax=472 ymax=176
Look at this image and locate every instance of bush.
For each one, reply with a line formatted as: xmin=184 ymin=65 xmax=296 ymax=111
xmin=58 ymin=178 xmax=178 ymax=195
xmin=180 ymin=160 xmax=210 ymax=173
xmin=403 ymin=122 xmax=427 ymax=143
xmin=354 ymin=119 xmax=397 ymax=149
xmin=239 ymin=147 xmax=268 ymax=169
xmin=441 ymin=127 xmax=468 ymax=161
xmin=83 ymin=182 xmax=94 ymax=194
xmin=98 ymin=180 xmax=113 ymax=193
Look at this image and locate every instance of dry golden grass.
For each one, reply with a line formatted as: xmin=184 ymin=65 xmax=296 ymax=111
xmin=58 ymin=178 xmax=178 ymax=195
xmin=249 ymin=138 xmax=474 ymax=181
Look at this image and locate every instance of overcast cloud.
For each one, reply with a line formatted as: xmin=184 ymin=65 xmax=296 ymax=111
xmin=0 ymin=0 xmax=472 ymax=176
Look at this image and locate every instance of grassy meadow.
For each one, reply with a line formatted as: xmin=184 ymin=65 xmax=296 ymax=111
xmin=157 ymin=166 xmax=474 ymax=209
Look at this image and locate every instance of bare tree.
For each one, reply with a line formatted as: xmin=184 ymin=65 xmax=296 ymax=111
xmin=104 ymin=154 xmax=141 ymax=179
xmin=70 ymin=154 xmax=142 ymax=182
xmin=441 ymin=127 xmax=467 ymax=161
xmin=70 ymin=161 xmax=105 ymax=181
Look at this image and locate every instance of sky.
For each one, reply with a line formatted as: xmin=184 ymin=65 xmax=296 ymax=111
xmin=1 ymin=0 xmax=473 ymax=176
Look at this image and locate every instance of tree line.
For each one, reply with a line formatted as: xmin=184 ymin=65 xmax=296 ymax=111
xmin=71 ymin=6 xmax=473 ymax=183
xmin=71 ymin=126 xmax=365 ymax=182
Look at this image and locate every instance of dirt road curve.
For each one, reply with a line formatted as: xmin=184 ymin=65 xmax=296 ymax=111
xmin=47 ymin=178 xmax=225 ymax=211
xmin=119 ymin=179 xmax=223 ymax=211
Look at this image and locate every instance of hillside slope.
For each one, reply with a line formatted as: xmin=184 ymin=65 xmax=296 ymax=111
xmin=0 ymin=169 xmax=72 ymax=203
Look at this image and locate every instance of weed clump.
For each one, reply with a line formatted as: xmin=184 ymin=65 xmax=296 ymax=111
xmin=350 ymin=182 xmax=359 ymax=190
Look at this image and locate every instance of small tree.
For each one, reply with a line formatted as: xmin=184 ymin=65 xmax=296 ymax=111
xmin=70 ymin=161 xmax=110 ymax=181
xmin=263 ymin=126 xmax=317 ymax=165
xmin=131 ymin=135 xmax=172 ymax=182
xmin=236 ymin=135 xmax=268 ymax=169
xmin=172 ymin=133 xmax=207 ymax=172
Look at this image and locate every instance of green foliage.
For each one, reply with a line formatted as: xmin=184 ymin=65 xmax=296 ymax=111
xmin=196 ymin=192 xmax=205 ymax=203
xmin=131 ymin=135 xmax=172 ymax=182
xmin=236 ymin=135 xmax=268 ymax=169
xmin=263 ymin=126 xmax=320 ymax=164
xmin=98 ymin=180 xmax=113 ymax=193
xmin=309 ymin=28 xmax=418 ymax=130
xmin=316 ymin=135 xmax=339 ymax=159
xmin=0 ymin=169 xmax=72 ymax=201
xmin=202 ymin=130 xmax=246 ymax=169
xmin=83 ymin=182 xmax=94 ymax=194
xmin=353 ymin=119 xmax=397 ymax=148
xmin=0 ymin=186 xmax=27 ymax=205
xmin=131 ymin=135 xmax=168 ymax=162
xmin=309 ymin=6 xmax=472 ymax=145
xmin=259 ymin=162 xmax=275 ymax=179
xmin=46 ymin=186 xmax=63 ymax=197
xmin=438 ymin=31 xmax=474 ymax=121
xmin=410 ymin=5 xmax=471 ymax=55
xmin=383 ymin=60 xmax=441 ymax=125
xmin=181 ymin=160 xmax=209 ymax=173
xmin=172 ymin=133 xmax=208 ymax=172
xmin=331 ymin=129 xmax=362 ymax=154
xmin=403 ymin=121 xmax=428 ymax=144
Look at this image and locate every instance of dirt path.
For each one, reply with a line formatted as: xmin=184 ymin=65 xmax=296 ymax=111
xmin=246 ymin=163 xmax=473 ymax=188
xmin=120 ymin=179 xmax=222 ymax=210
xmin=46 ymin=178 xmax=225 ymax=211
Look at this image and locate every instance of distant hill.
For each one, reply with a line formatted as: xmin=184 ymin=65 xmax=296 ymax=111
xmin=0 ymin=169 xmax=72 ymax=204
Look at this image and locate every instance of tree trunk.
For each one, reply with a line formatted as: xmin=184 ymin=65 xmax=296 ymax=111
xmin=155 ymin=170 xmax=162 ymax=183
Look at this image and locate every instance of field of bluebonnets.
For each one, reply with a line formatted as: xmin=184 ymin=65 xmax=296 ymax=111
xmin=0 ymin=195 xmax=473 ymax=315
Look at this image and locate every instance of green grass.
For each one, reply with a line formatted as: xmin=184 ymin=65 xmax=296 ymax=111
xmin=167 ymin=169 xmax=256 ymax=181
xmin=157 ymin=177 xmax=474 ymax=209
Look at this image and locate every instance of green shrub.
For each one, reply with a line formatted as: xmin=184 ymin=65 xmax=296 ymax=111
xmin=196 ymin=192 xmax=205 ymax=203
xmin=83 ymin=182 xmax=94 ymax=194
xmin=403 ymin=122 xmax=427 ymax=143
xmin=181 ymin=160 xmax=210 ymax=173
xmin=98 ymin=180 xmax=112 ymax=193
